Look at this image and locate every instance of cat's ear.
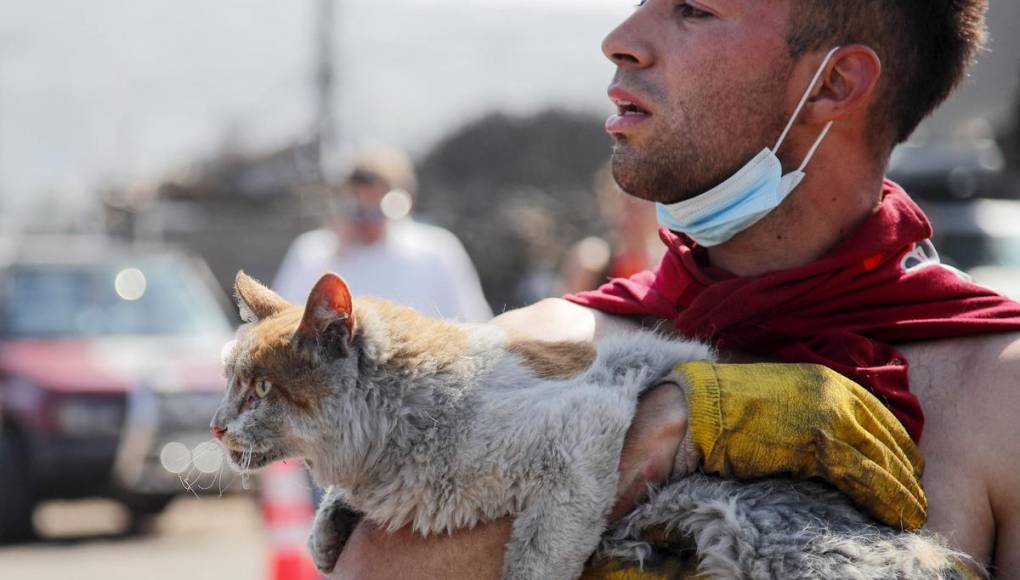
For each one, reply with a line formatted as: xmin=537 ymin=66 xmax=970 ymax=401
xmin=293 ymin=273 xmax=356 ymax=357
xmin=235 ymin=271 xmax=289 ymax=323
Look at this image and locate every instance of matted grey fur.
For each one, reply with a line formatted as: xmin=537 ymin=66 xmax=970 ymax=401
xmin=215 ymin=277 xmax=975 ymax=580
xmin=601 ymin=475 xmax=975 ymax=579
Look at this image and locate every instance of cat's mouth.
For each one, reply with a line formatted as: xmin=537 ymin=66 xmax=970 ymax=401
xmin=226 ymin=447 xmax=278 ymax=471
xmin=218 ymin=439 xmax=279 ymax=471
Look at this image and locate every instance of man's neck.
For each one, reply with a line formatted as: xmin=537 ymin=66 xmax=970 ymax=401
xmin=338 ymin=222 xmax=389 ymax=251
xmin=705 ymin=154 xmax=886 ymax=277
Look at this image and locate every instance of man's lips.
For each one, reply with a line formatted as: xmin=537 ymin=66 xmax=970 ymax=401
xmin=606 ymin=86 xmax=652 ymax=134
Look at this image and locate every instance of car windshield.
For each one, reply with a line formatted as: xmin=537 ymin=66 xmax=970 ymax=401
xmin=3 ymin=257 xmax=232 ymax=338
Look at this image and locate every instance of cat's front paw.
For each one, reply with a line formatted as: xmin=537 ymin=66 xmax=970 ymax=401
xmin=308 ymin=493 xmax=361 ymax=574
xmin=308 ymin=525 xmax=344 ymax=574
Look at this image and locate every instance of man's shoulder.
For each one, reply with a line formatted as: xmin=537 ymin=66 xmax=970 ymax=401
xmin=901 ymin=331 xmax=1018 ymax=402
xmin=902 ymin=331 xmax=1020 ymax=383
xmin=955 ymin=331 xmax=1020 ymax=404
xmin=902 ymin=332 xmax=1020 ymax=457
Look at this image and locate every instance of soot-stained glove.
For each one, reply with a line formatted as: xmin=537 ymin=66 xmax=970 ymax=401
xmin=670 ymin=361 xmax=927 ymax=531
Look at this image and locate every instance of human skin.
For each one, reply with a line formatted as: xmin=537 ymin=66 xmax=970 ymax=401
xmin=332 ymin=0 xmax=1020 ymax=576
xmin=331 ymin=183 xmax=389 ymax=246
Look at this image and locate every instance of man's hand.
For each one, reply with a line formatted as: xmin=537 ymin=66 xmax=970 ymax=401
xmin=611 ymin=382 xmax=690 ymax=520
xmin=677 ymin=360 xmax=927 ymax=530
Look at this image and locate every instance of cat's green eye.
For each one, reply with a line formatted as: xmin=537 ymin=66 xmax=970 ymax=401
xmin=255 ymin=379 xmax=272 ymax=398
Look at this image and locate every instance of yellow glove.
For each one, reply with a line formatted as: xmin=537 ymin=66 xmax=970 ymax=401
xmin=675 ymin=361 xmax=926 ymax=531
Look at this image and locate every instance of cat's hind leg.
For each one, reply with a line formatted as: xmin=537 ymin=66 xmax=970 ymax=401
xmin=308 ymin=486 xmax=362 ymax=574
xmin=503 ymin=472 xmax=618 ymax=580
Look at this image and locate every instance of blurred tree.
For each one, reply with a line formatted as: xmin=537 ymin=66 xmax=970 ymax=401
xmin=417 ymin=109 xmax=612 ymax=312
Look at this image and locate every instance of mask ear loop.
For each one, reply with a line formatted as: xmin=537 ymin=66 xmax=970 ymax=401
xmin=797 ymin=120 xmax=834 ymax=171
xmin=773 ymin=46 xmax=842 ymax=153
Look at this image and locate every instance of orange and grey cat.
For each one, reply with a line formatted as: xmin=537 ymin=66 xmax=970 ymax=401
xmin=213 ymin=271 xmax=709 ymax=580
xmin=212 ymin=271 xmax=970 ymax=580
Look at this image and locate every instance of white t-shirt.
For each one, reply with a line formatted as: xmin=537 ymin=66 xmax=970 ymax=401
xmin=272 ymin=219 xmax=493 ymax=322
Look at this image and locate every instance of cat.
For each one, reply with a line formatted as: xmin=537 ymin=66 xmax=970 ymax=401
xmin=211 ymin=271 xmax=973 ymax=580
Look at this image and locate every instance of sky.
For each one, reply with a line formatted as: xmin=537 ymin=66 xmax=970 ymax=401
xmin=0 ymin=0 xmax=1017 ymax=218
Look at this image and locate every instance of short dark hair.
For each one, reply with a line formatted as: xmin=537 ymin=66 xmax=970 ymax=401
xmin=787 ymin=0 xmax=987 ymax=149
xmin=346 ymin=167 xmax=389 ymax=190
xmin=342 ymin=148 xmax=418 ymax=195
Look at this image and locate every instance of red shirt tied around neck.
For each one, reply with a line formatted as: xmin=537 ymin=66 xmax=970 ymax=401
xmin=566 ymin=180 xmax=1020 ymax=443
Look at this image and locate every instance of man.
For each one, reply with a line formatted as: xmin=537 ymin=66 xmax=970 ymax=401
xmin=330 ymin=1 xmax=1020 ymax=577
xmin=273 ymin=148 xmax=492 ymax=322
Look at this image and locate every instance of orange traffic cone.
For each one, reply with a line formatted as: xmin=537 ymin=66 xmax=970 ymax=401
xmin=260 ymin=461 xmax=320 ymax=580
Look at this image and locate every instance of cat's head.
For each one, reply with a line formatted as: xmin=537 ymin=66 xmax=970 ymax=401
xmin=211 ymin=271 xmax=362 ymax=473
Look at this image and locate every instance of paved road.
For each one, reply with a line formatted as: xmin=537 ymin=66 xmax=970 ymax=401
xmin=0 ymin=495 xmax=267 ymax=580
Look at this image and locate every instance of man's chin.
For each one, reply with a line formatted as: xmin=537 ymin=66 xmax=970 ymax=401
xmin=610 ymin=147 xmax=665 ymax=203
xmin=610 ymin=146 xmax=712 ymax=205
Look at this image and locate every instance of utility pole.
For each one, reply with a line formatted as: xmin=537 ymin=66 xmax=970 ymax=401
xmin=0 ymin=43 xmax=9 ymax=236
xmin=314 ymin=0 xmax=337 ymax=177
xmin=0 ymin=40 xmax=6 ymax=231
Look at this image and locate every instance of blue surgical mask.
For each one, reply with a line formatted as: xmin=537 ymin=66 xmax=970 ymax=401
xmin=657 ymin=47 xmax=841 ymax=247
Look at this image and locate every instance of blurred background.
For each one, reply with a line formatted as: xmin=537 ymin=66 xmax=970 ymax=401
xmin=0 ymin=1 xmax=1017 ymax=579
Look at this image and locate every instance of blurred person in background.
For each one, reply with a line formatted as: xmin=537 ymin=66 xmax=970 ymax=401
xmin=560 ymin=163 xmax=664 ymax=294
xmin=269 ymin=148 xmax=492 ymax=541
xmin=272 ymin=148 xmax=492 ymax=322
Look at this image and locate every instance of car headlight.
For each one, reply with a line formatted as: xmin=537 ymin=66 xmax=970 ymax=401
xmin=55 ymin=398 xmax=124 ymax=437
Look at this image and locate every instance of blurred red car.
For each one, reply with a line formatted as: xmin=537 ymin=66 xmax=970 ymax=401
xmin=0 ymin=237 xmax=235 ymax=541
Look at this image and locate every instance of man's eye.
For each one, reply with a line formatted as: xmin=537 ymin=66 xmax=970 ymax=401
xmin=677 ymin=3 xmax=711 ymax=19
xmin=635 ymin=1 xmax=710 ymax=18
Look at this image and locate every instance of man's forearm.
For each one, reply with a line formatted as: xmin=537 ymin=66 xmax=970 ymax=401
xmin=330 ymin=519 xmax=512 ymax=580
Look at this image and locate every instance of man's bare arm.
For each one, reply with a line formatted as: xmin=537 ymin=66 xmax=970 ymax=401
xmin=981 ymin=335 xmax=1020 ymax=577
xmin=332 ymin=519 xmax=511 ymax=580
xmin=494 ymin=297 xmax=642 ymax=342
xmin=904 ymin=332 xmax=1020 ymax=577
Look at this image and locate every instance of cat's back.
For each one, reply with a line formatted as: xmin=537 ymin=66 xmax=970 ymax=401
xmin=356 ymin=297 xmax=512 ymax=384
xmin=501 ymin=329 xmax=712 ymax=388
xmin=356 ymin=299 xmax=712 ymax=395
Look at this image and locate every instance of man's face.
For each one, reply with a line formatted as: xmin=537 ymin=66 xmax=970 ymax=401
xmin=331 ymin=183 xmax=389 ymax=244
xmin=603 ymin=0 xmax=795 ymax=204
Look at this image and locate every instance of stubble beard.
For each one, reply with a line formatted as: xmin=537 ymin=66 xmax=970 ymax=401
xmin=611 ymin=60 xmax=792 ymax=205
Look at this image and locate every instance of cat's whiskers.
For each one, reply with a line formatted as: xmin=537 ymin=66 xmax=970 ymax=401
xmin=240 ymin=443 xmax=254 ymax=490
xmin=178 ymin=466 xmax=201 ymax=499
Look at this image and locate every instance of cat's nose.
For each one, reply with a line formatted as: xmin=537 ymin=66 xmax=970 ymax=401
xmin=211 ymin=425 xmax=228 ymax=440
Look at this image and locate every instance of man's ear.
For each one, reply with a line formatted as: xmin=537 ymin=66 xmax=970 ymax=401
xmin=235 ymin=271 xmax=290 ymax=323
xmin=293 ymin=273 xmax=356 ymax=357
xmin=803 ymin=44 xmax=882 ymax=124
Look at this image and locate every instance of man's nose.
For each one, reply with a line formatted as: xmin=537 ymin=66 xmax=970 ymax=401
xmin=602 ymin=7 xmax=655 ymax=68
